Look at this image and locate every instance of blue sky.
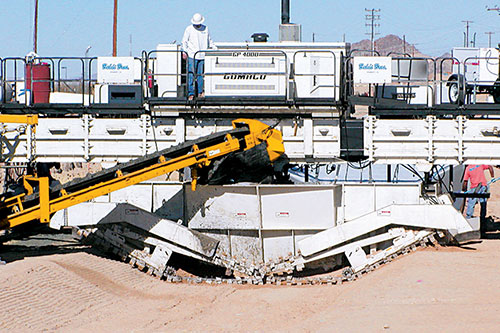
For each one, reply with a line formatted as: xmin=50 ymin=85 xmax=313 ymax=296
xmin=1 ymin=0 xmax=499 ymax=58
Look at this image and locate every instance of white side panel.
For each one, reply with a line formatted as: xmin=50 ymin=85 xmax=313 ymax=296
xmin=260 ymin=186 xmax=337 ymax=230
xmin=343 ymin=185 xmax=376 ymax=221
xmin=145 ymin=117 xmax=177 ymax=153
xmin=186 ymin=185 xmax=261 ymax=230
xmin=204 ymin=51 xmax=287 ymax=96
xmin=50 ymin=202 xmax=118 ymax=229
xmin=3 ymin=115 xmax=341 ymax=163
xmin=109 ymin=184 xmax=153 ymax=211
xmin=35 ymin=118 xmax=86 ymax=160
xmin=365 ymin=116 xmax=500 ymax=165
xmin=262 ymin=230 xmax=294 ymax=261
xmin=89 ymin=117 xmax=144 ymax=159
xmin=152 ymin=184 xmax=184 ymax=221
xmin=230 ymin=231 xmax=262 ymax=262
xmin=341 ymin=184 xmax=420 ymax=222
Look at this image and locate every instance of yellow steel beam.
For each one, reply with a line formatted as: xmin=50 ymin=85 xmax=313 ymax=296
xmin=0 ymin=114 xmax=38 ymax=125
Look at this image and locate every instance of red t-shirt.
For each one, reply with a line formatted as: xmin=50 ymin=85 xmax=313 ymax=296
xmin=463 ymin=165 xmax=489 ymax=188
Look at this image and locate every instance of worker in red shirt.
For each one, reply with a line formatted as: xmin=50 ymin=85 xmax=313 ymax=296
xmin=462 ymin=165 xmax=494 ymax=234
xmin=147 ymin=69 xmax=154 ymax=97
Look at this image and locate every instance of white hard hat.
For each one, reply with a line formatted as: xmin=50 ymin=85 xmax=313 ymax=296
xmin=191 ymin=13 xmax=205 ymax=25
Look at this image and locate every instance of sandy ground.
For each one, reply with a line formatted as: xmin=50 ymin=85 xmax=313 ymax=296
xmin=1 ymin=173 xmax=500 ymax=332
xmin=2 ymin=239 xmax=500 ymax=332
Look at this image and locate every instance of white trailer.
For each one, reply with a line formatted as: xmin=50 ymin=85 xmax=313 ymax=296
xmin=448 ymin=47 xmax=500 ymax=104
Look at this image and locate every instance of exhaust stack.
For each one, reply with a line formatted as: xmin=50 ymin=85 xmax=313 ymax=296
xmin=281 ymin=0 xmax=290 ymax=24
xmin=279 ymin=0 xmax=301 ymax=42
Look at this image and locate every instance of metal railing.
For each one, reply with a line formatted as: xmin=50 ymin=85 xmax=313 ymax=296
xmin=446 ymin=55 xmax=500 ymax=104
xmin=342 ymin=52 xmax=500 ymax=107
xmin=1 ymin=49 xmax=497 ymax=109
xmin=292 ymin=50 xmax=338 ymax=100
xmin=144 ymin=49 xmax=187 ymax=98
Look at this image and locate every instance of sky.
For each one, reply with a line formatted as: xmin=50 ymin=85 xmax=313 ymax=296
xmin=1 ymin=0 xmax=499 ymax=59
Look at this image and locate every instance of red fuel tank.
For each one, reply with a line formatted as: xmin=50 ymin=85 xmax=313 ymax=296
xmin=25 ymin=62 xmax=51 ymax=104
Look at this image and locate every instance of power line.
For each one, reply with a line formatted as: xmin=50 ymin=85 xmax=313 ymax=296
xmin=365 ymin=8 xmax=380 ymax=52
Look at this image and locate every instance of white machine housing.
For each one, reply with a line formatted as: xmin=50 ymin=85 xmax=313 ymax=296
xmin=204 ymin=49 xmax=287 ymax=97
xmin=452 ymin=47 xmax=499 ymax=85
xmin=215 ymin=42 xmax=348 ymax=99
xmin=155 ymin=42 xmax=349 ymax=100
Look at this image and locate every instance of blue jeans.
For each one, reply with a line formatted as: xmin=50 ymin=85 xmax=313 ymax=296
xmin=187 ymin=58 xmax=204 ymax=96
xmin=466 ymin=184 xmax=488 ymax=218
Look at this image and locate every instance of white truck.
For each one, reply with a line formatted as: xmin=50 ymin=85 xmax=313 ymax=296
xmin=447 ymin=47 xmax=500 ymax=104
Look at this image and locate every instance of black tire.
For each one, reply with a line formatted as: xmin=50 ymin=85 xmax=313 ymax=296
xmin=492 ymin=79 xmax=500 ymax=104
xmin=448 ymin=79 xmax=465 ymax=105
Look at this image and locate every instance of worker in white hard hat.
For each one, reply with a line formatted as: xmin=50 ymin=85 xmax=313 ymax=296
xmin=182 ymin=13 xmax=216 ymax=100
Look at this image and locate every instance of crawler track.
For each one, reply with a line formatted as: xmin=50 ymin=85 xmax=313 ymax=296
xmin=78 ymin=225 xmax=439 ymax=286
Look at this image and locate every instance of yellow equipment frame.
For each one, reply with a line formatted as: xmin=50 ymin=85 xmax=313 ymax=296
xmin=0 ymin=118 xmax=284 ymax=230
xmin=0 ymin=114 xmax=38 ymax=126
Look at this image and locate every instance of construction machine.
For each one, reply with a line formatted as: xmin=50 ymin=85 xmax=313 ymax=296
xmin=0 ymin=118 xmax=285 ymax=231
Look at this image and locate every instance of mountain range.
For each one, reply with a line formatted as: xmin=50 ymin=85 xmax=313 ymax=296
xmin=352 ymin=34 xmax=452 ymax=75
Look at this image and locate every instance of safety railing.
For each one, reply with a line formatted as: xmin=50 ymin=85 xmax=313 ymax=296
xmin=436 ymin=56 xmax=461 ymax=105
xmin=292 ymin=50 xmax=338 ymax=100
xmin=144 ymin=49 xmax=187 ymax=98
xmin=0 ymin=56 xmax=149 ymax=107
xmin=1 ymin=58 xmax=28 ymax=104
xmin=1 ymin=50 xmax=497 ymax=109
xmin=343 ymin=53 xmax=476 ymax=107
xmin=1 ymin=57 xmax=92 ymax=106
xmin=193 ymin=49 xmax=289 ymax=100
xmin=444 ymin=55 xmax=500 ymax=105
xmin=386 ymin=57 xmax=436 ymax=106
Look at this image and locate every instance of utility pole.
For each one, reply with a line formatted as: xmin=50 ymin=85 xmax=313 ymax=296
xmin=365 ymin=8 xmax=380 ymax=53
xmin=129 ymin=34 xmax=132 ymax=56
xmin=33 ymin=0 xmax=39 ymax=53
xmin=113 ymin=0 xmax=118 ymax=56
xmin=485 ymin=32 xmax=495 ymax=48
xmin=462 ymin=20 xmax=473 ymax=47
xmin=412 ymin=43 xmax=419 ymax=57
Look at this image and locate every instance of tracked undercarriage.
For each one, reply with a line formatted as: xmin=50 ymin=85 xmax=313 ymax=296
xmin=52 ymin=180 xmax=477 ymax=286
xmin=77 ymin=222 xmax=440 ymax=286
